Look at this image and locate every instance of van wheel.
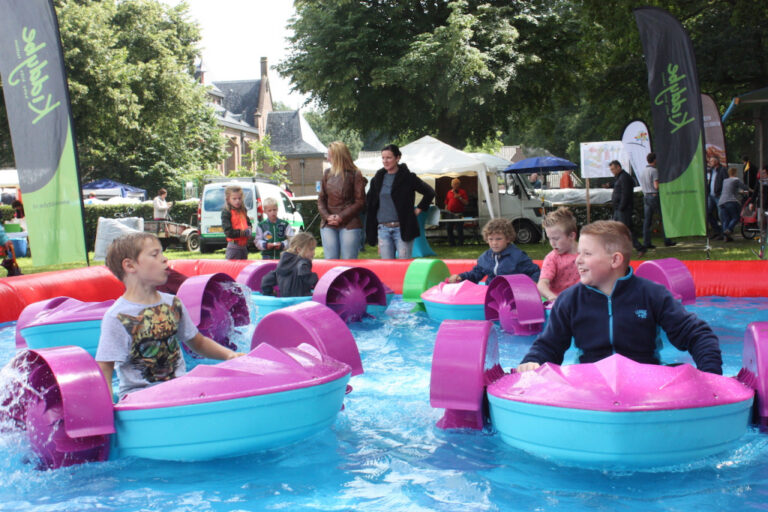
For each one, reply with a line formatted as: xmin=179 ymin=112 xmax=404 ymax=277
xmin=513 ymin=220 xmax=540 ymax=244
xmin=199 ymin=241 xmax=214 ymax=253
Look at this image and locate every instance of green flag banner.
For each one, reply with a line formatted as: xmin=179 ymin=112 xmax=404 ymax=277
xmin=0 ymin=0 xmax=87 ymax=265
xmin=634 ymin=7 xmax=707 ymax=238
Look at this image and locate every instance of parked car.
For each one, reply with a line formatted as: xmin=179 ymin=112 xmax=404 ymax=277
xmin=197 ymin=178 xmax=304 ymax=253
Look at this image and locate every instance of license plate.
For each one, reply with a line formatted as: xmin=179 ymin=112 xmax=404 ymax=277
xmin=209 ymin=226 xmax=223 ymax=233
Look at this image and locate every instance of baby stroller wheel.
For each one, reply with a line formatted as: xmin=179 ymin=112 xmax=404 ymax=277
xmin=742 ymin=223 xmax=758 ymax=240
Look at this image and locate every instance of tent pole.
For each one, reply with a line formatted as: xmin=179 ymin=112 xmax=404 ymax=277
xmin=586 ymin=178 xmax=591 ymax=223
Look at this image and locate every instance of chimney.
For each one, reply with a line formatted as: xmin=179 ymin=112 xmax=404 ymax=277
xmin=261 ymin=57 xmax=268 ymax=78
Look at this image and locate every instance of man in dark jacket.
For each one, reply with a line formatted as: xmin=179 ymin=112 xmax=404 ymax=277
xmin=609 ymin=160 xmax=643 ymax=253
xmin=365 ymin=145 xmax=436 ymax=259
xmin=706 ymin=156 xmax=728 ymax=240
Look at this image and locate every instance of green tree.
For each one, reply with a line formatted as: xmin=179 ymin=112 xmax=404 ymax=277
xmin=303 ymin=110 xmax=363 ymax=159
xmin=280 ymin=0 xmax=767 ymax=162
xmin=510 ymin=0 xmax=768 ymax=162
xmin=0 ymin=0 xmax=225 ymax=195
xmin=280 ymin=0 xmax=559 ymax=148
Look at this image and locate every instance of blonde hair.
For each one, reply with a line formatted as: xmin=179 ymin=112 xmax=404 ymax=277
xmin=287 ymin=231 xmax=316 ymax=255
xmin=224 ymin=185 xmax=247 ymax=214
xmin=728 ymin=167 xmax=738 ymax=177
xmin=328 ymin=141 xmax=358 ymax=177
xmin=262 ymin=197 xmax=279 ymax=209
xmin=105 ymin=233 xmax=159 ymax=281
xmin=482 ymin=218 xmax=516 ymax=243
xmin=542 ymin=207 xmax=578 ymax=235
xmin=580 ymin=220 xmax=632 ymax=263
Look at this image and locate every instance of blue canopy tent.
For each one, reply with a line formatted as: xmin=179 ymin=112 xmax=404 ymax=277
xmin=82 ymin=179 xmax=147 ymax=200
xmin=504 ymin=156 xmax=578 ymax=174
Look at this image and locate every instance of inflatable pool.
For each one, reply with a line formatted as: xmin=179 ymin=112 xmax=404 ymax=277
xmin=2 ymin=259 xmax=768 ymax=325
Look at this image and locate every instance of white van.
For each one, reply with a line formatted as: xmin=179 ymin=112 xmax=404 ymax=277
xmin=197 ymin=178 xmax=303 ymax=253
xmin=491 ymin=172 xmax=546 ymax=244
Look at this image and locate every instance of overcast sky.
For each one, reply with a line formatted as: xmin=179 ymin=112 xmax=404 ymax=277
xmin=164 ymin=0 xmax=308 ymax=108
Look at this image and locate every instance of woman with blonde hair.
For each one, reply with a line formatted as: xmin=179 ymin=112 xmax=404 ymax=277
xmin=317 ymin=141 xmax=366 ymax=259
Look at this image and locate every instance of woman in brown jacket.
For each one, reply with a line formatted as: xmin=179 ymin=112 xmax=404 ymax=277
xmin=318 ymin=141 xmax=366 ymax=259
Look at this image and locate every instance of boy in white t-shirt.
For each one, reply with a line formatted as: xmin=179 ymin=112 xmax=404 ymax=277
xmin=96 ymin=233 xmax=242 ymax=399
xmin=537 ymin=207 xmax=580 ymax=302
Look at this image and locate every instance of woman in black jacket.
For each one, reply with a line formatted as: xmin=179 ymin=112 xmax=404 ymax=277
xmin=365 ymin=144 xmax=435 ymax=259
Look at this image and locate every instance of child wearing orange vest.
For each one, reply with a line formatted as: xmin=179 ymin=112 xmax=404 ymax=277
xmin=221 ymin=185 xmax=252 ymax=260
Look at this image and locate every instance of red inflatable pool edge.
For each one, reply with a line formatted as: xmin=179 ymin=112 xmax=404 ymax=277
xmin=1 ymin=259 xmax=766 ymax=324
xmin=0 ymin=266 xmax=125 ymax=325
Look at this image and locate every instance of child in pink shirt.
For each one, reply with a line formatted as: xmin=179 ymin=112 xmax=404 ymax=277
xmin=538 ymin=207 xmax=580 ymax=301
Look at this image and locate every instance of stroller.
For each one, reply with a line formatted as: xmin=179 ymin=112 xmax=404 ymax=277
xmin=740 ymin=197 xmax=760 ymax=240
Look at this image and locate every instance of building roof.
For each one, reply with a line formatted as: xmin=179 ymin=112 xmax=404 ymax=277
xmin=266 ymin=110 xmax=327 ymax=157
xmin=212 ymin=79 xmax=262 ymax=126
xmin=207 ymin=83 xmax=225 ymax=98
xmin=211 ymin=105 xmax=260 ymax=135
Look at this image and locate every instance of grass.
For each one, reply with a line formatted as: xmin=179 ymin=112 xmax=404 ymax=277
xmin=6 ymin=234 xmax=764 ymax=277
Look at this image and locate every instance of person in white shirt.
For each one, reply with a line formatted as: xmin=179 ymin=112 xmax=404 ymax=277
xmin=153 ymin=188 xmax=172 ymax=220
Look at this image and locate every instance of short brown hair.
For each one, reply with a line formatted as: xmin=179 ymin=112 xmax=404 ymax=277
xmin=106 ymin=233 xmax=158 ymax=281
xmin=482 ymin=218 xmax=516 ymax=243
xmin=728 ymin=167 xmax=738 ymax=177
xmin=542 ymin=207 xmax=577 ymax=235
xmin=287 ymin=231 xmax=316 ymax=255
xmin=579 ymin=220 xmax=631 ymax=264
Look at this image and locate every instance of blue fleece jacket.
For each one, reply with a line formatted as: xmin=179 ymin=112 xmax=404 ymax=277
xmin=520 ymin=267 xmax=722 ymax=374
xmin=459 ymin=244 xmax=540 ymax=284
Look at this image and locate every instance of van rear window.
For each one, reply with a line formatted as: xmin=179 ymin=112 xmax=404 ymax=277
xmin=203 ymin=188 xmax=255 ymax=211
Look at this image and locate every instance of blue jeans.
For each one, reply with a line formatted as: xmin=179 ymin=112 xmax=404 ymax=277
xmin=719 ymin=202 xmax=741 ymax=234
xmin=377 ymin=224 xmax=413 ymax=259
xmin=642 ymin=194 xmax=671 ymax=246
xmin=707 ymin=194 xmax=721 ymax=235
xmin=320 ymin=227 xmax=362 ymax=259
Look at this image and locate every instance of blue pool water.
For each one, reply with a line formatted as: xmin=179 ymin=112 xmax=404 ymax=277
xmin=2 ymin=296 xmax=768 ymax=511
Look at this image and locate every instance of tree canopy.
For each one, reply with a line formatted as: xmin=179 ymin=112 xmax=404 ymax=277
xmin=0 ymin=0 xmax=224 ymax=196
xmin=280 ymin=0 xmax=768 ymax=162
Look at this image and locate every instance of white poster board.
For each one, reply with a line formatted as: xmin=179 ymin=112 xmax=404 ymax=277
xmin=580 ymin=141 xmax=630 ymax=178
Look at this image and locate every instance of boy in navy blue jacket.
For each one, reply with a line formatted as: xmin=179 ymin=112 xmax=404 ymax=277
xmin=448 ymin=218 xmax=540 ymax=284
xmin=517 ymin=220 xmax=722 ymax=374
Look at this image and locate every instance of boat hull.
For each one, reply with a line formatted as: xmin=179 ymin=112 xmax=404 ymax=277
xmin=488 ymin=396 xmax=754 ymax=467
xmin=113 ymin=374 xmax=350 ymax=461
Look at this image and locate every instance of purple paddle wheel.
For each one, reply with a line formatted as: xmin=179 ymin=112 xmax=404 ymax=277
xmin=484 ymin=274 xmax=545 ymax=335
xmin=1 ymin=347 xmax=114 ymax=469
xmin=176 ymin=273 xmax=250 ymax=355
xmin=312 ymin=267 xmax=387 ymax=323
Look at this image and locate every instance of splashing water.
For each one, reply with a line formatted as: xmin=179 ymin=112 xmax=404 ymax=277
xmin=1 ymin=297 xmax=768 ymax=511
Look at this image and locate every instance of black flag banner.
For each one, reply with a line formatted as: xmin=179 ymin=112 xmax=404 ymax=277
xmin=0 ymin=0 xmax=87 ymax=264
xmin=634 ymin=7 xmax=707 ymax=237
